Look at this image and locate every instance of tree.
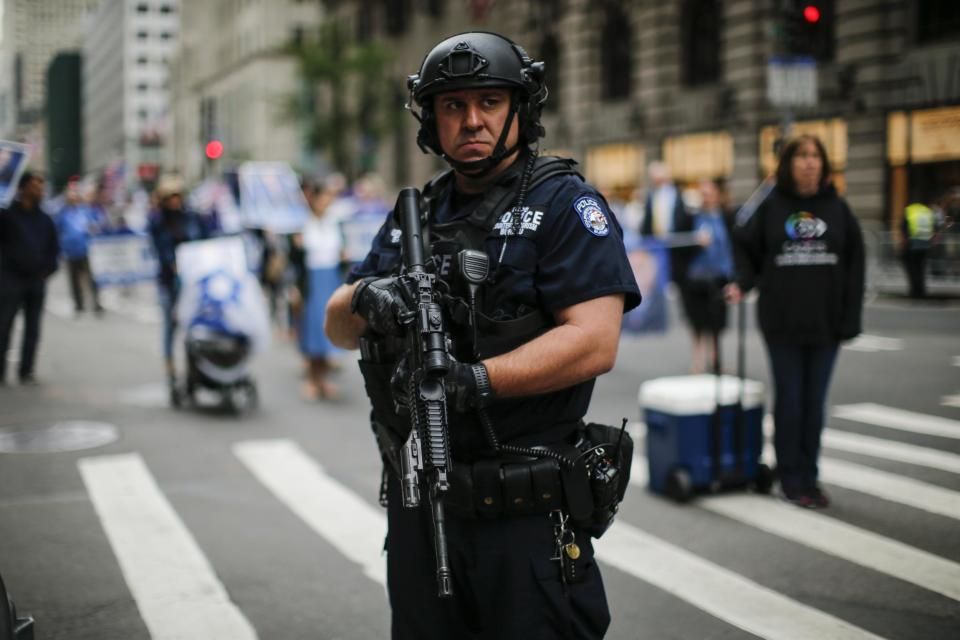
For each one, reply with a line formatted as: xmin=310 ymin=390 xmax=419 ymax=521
xmin=284 ymin=21 xmax=395 ymax=177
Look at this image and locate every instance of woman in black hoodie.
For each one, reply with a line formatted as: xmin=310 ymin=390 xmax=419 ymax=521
xmin=726 ymin=135 xmax=864 ymax=508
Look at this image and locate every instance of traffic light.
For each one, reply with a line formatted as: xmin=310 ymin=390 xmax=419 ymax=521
xmin=781 ymin=1 xmax=834 ymax=61
xmin=205 ymin=139 xmax=224 ymax=160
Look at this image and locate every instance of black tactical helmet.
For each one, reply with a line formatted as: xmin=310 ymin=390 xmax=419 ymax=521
xmin=406 ymin=32 xmax=547 ymax=176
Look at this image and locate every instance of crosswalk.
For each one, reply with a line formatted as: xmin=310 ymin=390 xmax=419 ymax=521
xmin=68 ymin=401 xmax=960 ymax=639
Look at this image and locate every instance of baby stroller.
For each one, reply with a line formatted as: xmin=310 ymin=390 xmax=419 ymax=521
xmin=172 ymin=238 xmax=270 ymax=413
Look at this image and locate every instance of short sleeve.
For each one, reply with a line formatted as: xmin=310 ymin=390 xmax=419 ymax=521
xmin=535 ymin=179 xmax=641 ymax=313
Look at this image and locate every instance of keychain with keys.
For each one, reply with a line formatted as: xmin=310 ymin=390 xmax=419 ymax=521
xmin=551 ymin=510 xmax=583 ymax=584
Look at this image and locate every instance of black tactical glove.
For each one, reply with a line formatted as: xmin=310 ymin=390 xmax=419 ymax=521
xmin=351 ymin=277 xmax=412 ymax=337
xmin=445 ymin=359 xmax=494 ymax=413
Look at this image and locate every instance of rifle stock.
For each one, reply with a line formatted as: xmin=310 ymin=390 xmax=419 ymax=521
xmin=395 ymin=187 xmax=454 ymax=598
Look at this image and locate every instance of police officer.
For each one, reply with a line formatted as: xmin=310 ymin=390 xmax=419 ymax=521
xmin=325 ymin=32 xmax=641 ymax=640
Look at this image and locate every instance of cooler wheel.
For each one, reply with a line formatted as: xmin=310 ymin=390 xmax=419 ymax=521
xmin=666 ymin=466 xmax=694 ymax=503
xmin=753 ymin=463 xmax=774 ymax=494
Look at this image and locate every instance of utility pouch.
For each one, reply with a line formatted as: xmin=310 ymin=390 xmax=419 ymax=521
xmin=501 ymin=463 xmax=535 ymax=516
xmin=473 ymin=459 xmax=503 ymax=518
xmin=530 ymin=458 xmax=563 ymax=512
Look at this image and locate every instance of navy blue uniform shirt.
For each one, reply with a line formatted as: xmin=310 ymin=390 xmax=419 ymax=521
xmin=349 ymin=165 xmax=641 ymax=453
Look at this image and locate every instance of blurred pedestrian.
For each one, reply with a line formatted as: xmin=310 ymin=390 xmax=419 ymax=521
xmin=0 ymin=171 xmax=59 ymax=386
xmin=641 ymin=161 xmax=695 ymax=291
xmin=147 ymin=175 xmax=210 ymax=392
xmin=680 ymin=178 xmax=735 ymax=373
xmin=726 ymin=134 xmax=865 ymax=509
xmin=56 ymin=180 xmax=107 ymax=316
xmin=900 ymin=200 xmax=937 ymax=298
xmin=299 ymin=187 xmax=343 ymax=400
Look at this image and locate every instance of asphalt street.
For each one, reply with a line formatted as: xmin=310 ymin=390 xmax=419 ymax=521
xmin=1 ymin=273 xmax=958 ymax=639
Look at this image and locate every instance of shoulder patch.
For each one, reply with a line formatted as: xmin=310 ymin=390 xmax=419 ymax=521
xmin=573 ymin=196 xmax=610 ymax=237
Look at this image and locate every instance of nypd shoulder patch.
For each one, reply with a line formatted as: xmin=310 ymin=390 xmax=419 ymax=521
xmin=573 ymin=196 xmax=610 ymax=237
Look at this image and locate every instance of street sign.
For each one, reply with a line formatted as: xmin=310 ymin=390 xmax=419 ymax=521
xmin=767 ymin=56 xmax=818 ymax=107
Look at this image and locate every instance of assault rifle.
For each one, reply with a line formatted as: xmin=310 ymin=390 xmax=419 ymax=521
xmin=394 ymin=187 xmax=455 ymax=598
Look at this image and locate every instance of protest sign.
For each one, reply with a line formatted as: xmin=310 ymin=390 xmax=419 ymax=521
xmin=622 ymin=234 xmax=671 ymax=335
xmin=0 ymin=140 xmax=30 ymax=208
xmin=237 ymin=162 xmax=310 ymax=233
xmin=88 ymin=234 xmax=158 ymax=286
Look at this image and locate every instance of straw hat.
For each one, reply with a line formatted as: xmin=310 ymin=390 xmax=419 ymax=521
xmin=155 ymin=175 xmax=184 ymax=200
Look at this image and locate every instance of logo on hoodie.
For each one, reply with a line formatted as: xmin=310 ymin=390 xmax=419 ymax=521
xmin=785 ymin=211 xmax=827 ymax=240
xmin=777 ymin=211 xmax=836 ymax=267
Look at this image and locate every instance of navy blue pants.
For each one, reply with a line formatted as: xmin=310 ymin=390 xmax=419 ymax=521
xmin=0 ymin=275 xmax=46 ymax=381
xmin=764 ymin=341 xmax=839 ymax=491
xmin=385 ymin=474 xmax=610 ymax=640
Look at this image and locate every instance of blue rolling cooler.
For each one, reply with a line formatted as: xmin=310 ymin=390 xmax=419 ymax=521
xmin=640 ymin=374 xmax=773 ymax=501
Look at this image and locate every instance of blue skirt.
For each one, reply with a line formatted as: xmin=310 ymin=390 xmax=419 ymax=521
xmin=300 ymin=266 xmax=341 ymax=357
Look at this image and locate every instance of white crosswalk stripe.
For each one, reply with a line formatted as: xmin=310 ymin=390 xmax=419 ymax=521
xmin=76 ymin=418 xmax=960 ymax=640
xmin=597 ymin=522 xmax=886 ymax=640
xmin=819 ymin=455 xmax=960 ymax=521
xmin=233 ymin=438 xmax=387 ymax=585
xmin=761 ymin=415 xmax=960 ymax=475
xmin=235 ymin=438 xmax=886 ymax=639
xmin=832 ymin=403 xmax=960 ymax=440
xmin=700 ymin=494 xmax=960 ymax=601
xmin=78 ymin=453 xmax=258 ymax=640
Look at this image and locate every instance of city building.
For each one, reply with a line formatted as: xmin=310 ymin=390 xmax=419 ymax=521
xmin=317 ymin=0 xmax=960 ymax=235
xmin=168 ymin=0 xmax=322 ymax=186
xmin=82 ymin=0 xmax=180 ymax=191
xmin=0 ymin=0 xmax=102 ymax=169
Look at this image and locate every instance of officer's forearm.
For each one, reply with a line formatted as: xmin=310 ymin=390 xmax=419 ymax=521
xmin=483 ymin=295 xmax=623 ymax=397
xmin=324 ymin=282 xmax=368 ymax=350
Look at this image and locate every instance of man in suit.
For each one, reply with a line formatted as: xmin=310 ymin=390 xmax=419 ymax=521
xmin=640 ymin=161 xmax=694 ymax=286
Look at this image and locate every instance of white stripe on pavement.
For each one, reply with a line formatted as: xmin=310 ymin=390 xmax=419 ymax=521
xmin=762 ymin=415 xmax=960 ymax=475
xmin=832 ymin=403 xmax=960 ymax=440
xmin=820 ymin=456 xmax=960 ymax=521
xmin=233 ymin=439 xmax=387 ymax=585
xmin=822 ymin=429 xmax=960 ymax=474
xmin=78 ymin=453 xmax=258 ymax=640
xmin=702 ymin=494 xmax=960 ymax=601
xmin=597 ymin=522 xmax=885 ymax=640
xmin=760 ymin=443 xmax=960 ymax=521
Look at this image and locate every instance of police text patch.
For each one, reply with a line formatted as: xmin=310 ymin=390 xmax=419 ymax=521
xmin=573 ymin=196 xmax=610 ymax=237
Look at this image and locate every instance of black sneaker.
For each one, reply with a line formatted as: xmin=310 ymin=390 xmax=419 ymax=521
xmin=807 ymin=485 xmax=830 ymax=509
xmin=780 ymin=485 xmax=815 ymax=509
xmin=19 ymin=374 xmax=40 ymax=386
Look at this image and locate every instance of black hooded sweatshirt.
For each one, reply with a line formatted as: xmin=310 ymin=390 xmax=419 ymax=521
xmin=733 ymin=184 xmax=864 ymax=345
xmin=0 ymin=199 xmax=59 ymax=281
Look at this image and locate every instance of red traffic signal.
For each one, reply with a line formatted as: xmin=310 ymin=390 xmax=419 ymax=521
xmin=802 ymin=4 xmax=821 ymax=23
xmin=205 ymin=140 xmax=224 ymax=160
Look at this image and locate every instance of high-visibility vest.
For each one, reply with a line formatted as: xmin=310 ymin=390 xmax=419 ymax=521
xmin=905 ymin=203 xmax=935 ymax=241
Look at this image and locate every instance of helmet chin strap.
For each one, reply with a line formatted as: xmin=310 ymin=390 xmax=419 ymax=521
xmin=441 ymin=94 xmax=522 ymax=178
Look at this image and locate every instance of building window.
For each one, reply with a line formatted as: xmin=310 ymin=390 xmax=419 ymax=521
xmin=136 ymin=30 xmax=148 ymax=39
xmin=137 ymin=55 xmax=148 ymax=65
xmin=540 ymin=34 xmax=560 ymax=112
xmin=137 ymin=82 xmax=148 ymax=92
xmin=423 ymin=0 xmax=444 ymax=18
xmin=600 ymin=2 xmax=632 ymax=100
xmin=917 ymin=0 xmax=960 ymax=42
xmin=138 ymin=108 xmax=149 ymax=120
xmin=160 ymin=4 xmax=173 ymax=13
xmin=384 ymin=0 xmax=409 ymax=36
xmin=681 ymin=0 xmax=721 ymax=87
xmin=136 ymin=3 xmax=148 ymax=12
xmin=160 ymin=31 xmax=172 ymax=40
